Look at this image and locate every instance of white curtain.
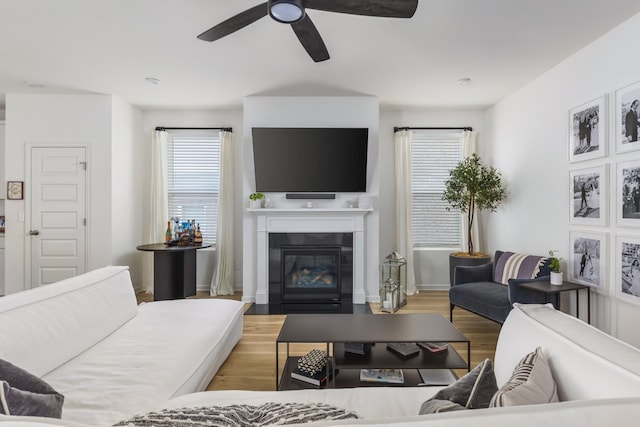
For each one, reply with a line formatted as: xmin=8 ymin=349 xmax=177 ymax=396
xmin=461 ymin=130 xmax=480 ymax=254
xmin=394 ymin=130 xmax=417 ymax=295
xmin=143 ymin=130 xmax=169 ymax=293
xmin=210 ymin=130 xmax=235 ymax=296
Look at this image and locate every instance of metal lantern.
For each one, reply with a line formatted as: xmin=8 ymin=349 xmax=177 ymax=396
xmin=380 ymin=250 xmax=407 ymax=312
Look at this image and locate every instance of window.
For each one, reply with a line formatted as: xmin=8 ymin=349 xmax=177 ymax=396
xmin=410 ymin=131 xmax=463 ymax=248
xmin=167 ymin=130 xmax=221 ymax=244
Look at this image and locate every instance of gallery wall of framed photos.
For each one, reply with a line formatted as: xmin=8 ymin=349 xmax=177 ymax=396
xmin=569 ymin=79 xmax=640 ymax=307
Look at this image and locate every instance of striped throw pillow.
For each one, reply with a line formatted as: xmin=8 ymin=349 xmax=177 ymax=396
xmin=493 ymin=252 xmax=548 ymax=285
xmin=490 ymin=347 xmax=559 ymax=407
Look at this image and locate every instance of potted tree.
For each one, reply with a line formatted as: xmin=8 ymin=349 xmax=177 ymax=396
xmin=249 ymin=192 xmax=265 ymax=208
xmin=442 ymin=153 xmax=507 ymax=285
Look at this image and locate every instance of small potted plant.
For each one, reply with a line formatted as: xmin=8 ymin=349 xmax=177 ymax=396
xmin=548 ymin=250 xmax=563 ymax=285
xmin=249 ymin=192 xmax=265 ymax=208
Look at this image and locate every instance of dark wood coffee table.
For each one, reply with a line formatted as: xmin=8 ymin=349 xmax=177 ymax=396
xmin=276 ymin=313 xmax=470 ymax=390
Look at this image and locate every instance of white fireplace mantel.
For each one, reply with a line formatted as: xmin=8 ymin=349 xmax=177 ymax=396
xmin=248 ymin=208 xmax=373 ymax=304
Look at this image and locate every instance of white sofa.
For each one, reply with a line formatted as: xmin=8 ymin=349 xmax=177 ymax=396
xmin=0 ymin=266 xmax=244 ymax=426
xmin=151 ymin=302 xmax=640 ymax=426
xmin=2 ymin=291 xmax=640 ymax=426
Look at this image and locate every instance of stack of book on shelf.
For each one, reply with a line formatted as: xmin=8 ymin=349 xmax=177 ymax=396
xmin=416 ymin=342 xmax=449 ymax=354
xmin=386 ymin=342 xmax=420 ymax=359
xmin=290 ymin=349 xmax=333 ymax=387
xmin=360 ymin=369 xmax=404 ymax=384
xmin=344 ymin=342 xmax=373 ymax=355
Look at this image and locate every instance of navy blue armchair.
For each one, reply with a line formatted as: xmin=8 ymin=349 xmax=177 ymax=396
xmin=449 ymin=250 xmax=557 ymax=324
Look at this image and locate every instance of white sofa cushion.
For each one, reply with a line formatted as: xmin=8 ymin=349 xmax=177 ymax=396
xmin=495 ymin=303 xmax=640 ymax=400
xmin=0 ymin=266 xmax=137 ymax=377
xmin=4 ymin=398 xmax=640 ymax=427
xmin=160 ymin=392 xmax=640 ymax=427
xmin=43 ymin=298 xmax=244 ymax=426
xmin=162 ymin=388 xmax=445 ymax=420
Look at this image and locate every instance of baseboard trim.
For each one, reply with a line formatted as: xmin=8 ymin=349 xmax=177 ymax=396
xmin=416 ymin=284 xmax=450 ymax=291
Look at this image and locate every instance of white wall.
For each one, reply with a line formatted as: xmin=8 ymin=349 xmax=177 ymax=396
xmin=111 ymin=98 xmax=144 ymax=288
xmin=4 ymin=94 xmax=114 ymax=293
xmin=379 ymin=108 xmax=486 ymax=289
xmin=484 ymin=13 xmax=640 ymax=346
xmin=242 ymin=96 xmax=380 ymax=302
xmin=141 ymin=109 xmax=244 ymax=291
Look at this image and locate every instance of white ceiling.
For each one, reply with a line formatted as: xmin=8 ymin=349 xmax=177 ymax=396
xmin=1 ymin=0 xmax=640 ymax=111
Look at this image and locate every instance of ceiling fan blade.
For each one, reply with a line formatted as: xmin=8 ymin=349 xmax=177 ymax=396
xmin=305 ymin=0 xmax=418 ymax=18
xmin=291 ymin=15 xmax=330 ymax=62
xmin=197 ymin=2 xmax=268 ymax=42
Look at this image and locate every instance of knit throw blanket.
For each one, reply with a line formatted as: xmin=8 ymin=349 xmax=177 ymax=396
xmin=493 ymin=252 xmax=547 ymax=285
xmin=114 ymin=402 xmax=359 ymax=427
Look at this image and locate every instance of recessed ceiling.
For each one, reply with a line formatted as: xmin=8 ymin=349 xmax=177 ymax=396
xmin=0 ymin=0 xmax=639 ymax=111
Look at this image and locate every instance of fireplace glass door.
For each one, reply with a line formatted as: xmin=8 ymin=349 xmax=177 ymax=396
xmin=281 ymin=246 xmax=341 ymax=301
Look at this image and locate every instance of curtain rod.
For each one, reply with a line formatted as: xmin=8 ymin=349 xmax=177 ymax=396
xmin=394 ymin=126 xmax=472 ymax=132
xmin=155 ymin=126 xmax=233 ymax=132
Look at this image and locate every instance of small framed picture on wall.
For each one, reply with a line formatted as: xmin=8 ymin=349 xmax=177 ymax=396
xmin=616 ymin=159 xmax=640 ymax=227
xmin=616 ymin=235 xmax=640 ymax=305
xmin=615 ymin=80 xmax=640 ymax=153
xmin=568 ymin=96 xmax=607 ymax=163
xmin=568 ymin=230 xmax=607 ymax=293
xmin=569 ymin=165 xmax=607 ymax=226
xmin=7 ymin=181 xmax=24 ymax=200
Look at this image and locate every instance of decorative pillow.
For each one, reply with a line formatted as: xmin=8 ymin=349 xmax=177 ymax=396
xmin=419 ymin=399 xmax=466 ymax=414
xmin=0 ymin=359 xmax=64 ymax=418
xmin=493 ymin=252 xmax=549 ymax=285
xmin=115 ymin=402 xmax=359 ymax=426
xmin=419 ymin=359 xmax=498 ymax=414
xmin=490 ymin=346 xmax=559 ymax=407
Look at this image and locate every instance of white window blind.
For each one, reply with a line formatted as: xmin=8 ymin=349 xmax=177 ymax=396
xmin=410 ymin=131 xmax=463 ymax=248
xmin=167 ymin=131 xmax=221 ymax=244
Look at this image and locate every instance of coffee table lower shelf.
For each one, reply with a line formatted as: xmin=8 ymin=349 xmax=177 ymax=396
xmin=279 ymin=356 xmax=429 ymax=390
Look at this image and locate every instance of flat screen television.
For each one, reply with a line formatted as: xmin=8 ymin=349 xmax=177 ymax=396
xmin=252 ymin=127 xmax=368 ymax=193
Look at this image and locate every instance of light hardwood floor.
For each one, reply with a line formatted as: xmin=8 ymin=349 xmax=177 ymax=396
xmin=136 ymin=291 xmax=500 ymax=391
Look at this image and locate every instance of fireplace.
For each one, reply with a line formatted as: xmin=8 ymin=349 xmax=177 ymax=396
xmin=269 ymin=233 xmax=353 ymax=306
xmin=248 ymin=207 xmax=371 ymax=308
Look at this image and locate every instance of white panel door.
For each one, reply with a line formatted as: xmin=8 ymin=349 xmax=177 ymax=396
xmin=30 ymin=147 xmax=86 ymax=287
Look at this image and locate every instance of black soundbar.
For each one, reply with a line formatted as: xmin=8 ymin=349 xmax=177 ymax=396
xmin=286 ymin=193 xmax=336 ymax=200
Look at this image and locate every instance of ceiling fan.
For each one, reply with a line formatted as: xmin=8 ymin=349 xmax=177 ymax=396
xmin=197 ymin=0 xmax=419 ymax=62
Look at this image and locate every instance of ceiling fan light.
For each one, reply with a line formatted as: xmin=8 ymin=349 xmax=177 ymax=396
xmin=270 ymin=0 xmax=304 ymax=23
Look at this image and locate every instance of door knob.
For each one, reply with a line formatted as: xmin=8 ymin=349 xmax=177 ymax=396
xmin=29 ymin=230 xmax=40 ymax=235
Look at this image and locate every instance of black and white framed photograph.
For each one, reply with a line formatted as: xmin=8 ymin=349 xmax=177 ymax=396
xmin=616 ymin=159 xmax=640 ymax=227
xmin=616 ymin=235 xmax=640 ymax=304
xmin=615 ymin=80 xmax=640 ymax=153
xmin=569 ymin=96 xmax=606 ymax=163
xmin=569 ymin=165 xmax=607 ymax=226
xmin=569 ymin=230 xmax=607 ymax=293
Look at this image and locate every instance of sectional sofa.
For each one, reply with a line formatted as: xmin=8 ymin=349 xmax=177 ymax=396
xmin=148 ymin=303 xmax=640 ymax=426
xmin=2 ymin=268 xmax=640 ymax=426
xmin=0 ymin=266 xmax=244 ymax=425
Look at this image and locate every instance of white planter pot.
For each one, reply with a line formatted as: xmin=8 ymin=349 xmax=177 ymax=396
xmin=250 ymin=199 xmax=263 ymax=208
xmin=550 ymin=271 xmax=563 ymax=285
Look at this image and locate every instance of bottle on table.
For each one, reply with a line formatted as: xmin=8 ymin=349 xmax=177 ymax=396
xmin=194 ymin=223 xmax=203 ymax=244
xmin=165 ymin=221 xmax=172 ymax=243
